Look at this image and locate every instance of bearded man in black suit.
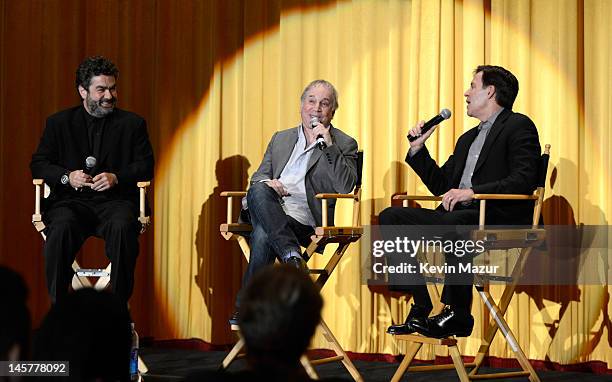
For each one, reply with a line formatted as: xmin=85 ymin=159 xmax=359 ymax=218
xmin=31 ymin=56 xmax=154 ymax=305
xmin=380 ymin=65 xmax=540 ymax=338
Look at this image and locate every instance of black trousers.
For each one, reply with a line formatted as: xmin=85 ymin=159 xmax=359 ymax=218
xmin=378 ymin=205 xmax=479 ymax=312
xmin=42 ymin=197 xmax=140 ymax=304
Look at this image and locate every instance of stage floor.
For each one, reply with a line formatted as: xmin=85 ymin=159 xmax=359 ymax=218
xmin=140 ymin=347 xmax=611 ymax=381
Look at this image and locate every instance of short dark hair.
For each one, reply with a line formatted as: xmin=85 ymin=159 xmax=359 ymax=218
xmin=475 ymin=65 xmax=519 ymax=109
xmin=0 ymin=266 xmax=30 ymax=360
xmin=75 ymin=56 xmax=119 ymax=91
xmin=239 ymin=265 xmax=323 ymax=366
xmin=33 ymin=288 xmax=132 ymax=381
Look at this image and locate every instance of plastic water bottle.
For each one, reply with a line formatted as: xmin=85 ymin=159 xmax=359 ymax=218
xmin=130 ymin=323 xmax=139 ymax=381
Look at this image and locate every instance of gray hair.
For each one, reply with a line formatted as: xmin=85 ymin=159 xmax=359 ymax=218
xmin=300 ymin=79 xmax=339 ymax=113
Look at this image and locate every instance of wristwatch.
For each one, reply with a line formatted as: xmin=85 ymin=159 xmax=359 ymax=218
xmin=60 ymin=171 xmax=70 ymax=185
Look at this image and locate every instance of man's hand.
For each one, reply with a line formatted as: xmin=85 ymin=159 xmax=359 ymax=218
xmin=91 ymin=172 xmax=118 ymax=191
xmin=441 ymin=188 xmax=474 ymax=211
xmin=407 ymin=120 xmax=437 ymax=151
xmin=69 ymin=170 xmax=93 ymax=189
xmin=264 ymin=179 xmax=290 ymax=197
xmin=312 ymin=122 xmax=333 ymax=147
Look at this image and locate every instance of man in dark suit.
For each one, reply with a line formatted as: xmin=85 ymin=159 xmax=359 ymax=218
xmin=30 ymin=56 xmax=154 ymax=305
xmin=380 ymin=65 xmax=540 ymax=338
xmin=230 ymin=80 xmax=358 ymax=325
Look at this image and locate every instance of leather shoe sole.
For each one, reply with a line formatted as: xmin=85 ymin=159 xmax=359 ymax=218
xmin=413 ymin=319 xmax=474 ymax=338
xmin=387 ymin=323 xmax=417 ymax=335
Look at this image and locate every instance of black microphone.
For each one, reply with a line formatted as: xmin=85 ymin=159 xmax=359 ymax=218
xmin=310 ymin=116 xmax=327 ymax=149
xmin=84 ymin=156 xmax=97 ymax=175
xmin=408 ymin=108 xmax=452 ymax=142
xmin=77 ymin=156 xmax=97 ymax=192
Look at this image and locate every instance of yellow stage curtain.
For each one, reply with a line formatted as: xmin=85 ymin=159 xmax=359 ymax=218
xmin=150 ymin=0 xmax=611 ymax=367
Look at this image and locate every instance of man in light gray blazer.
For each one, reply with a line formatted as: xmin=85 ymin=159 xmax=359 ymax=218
xmin=231 ymin=80 xmax=358 ymax=325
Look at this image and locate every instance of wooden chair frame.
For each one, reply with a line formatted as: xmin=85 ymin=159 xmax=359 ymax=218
xmin=389 ymin=144 xmax=551 ymax=382
xmin=219 ymin=151 xmax=364 ymax=382
xmin=31 ymin=178 xmax=151 ymax=376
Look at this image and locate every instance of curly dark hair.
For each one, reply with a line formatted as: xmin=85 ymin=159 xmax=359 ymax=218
xmin=475 ymin=65 xmax=519 ymax=110
xmin=75 ymin=56 xmax=119 ymax=91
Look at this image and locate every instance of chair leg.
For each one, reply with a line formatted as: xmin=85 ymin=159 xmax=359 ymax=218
xmin=426 ymin=283 xmax=445 ymax=314
xmin=391 ymin=341 xmax=422 ymax=382
xmin=137 ymin=356 xmax=148 ymax=375
xmin=477 ymin=290 xmax=540 ymax=382
xmin=313 ymin=242 xmax=350 ymax=289
xmin=93 ymin=263 xmax=112 ymax=290
xmin=71 ymin=260 xmax=93 ymax=289
xmin=236 ymin=236 xmax=250 ymax=262
xmin=301 ymin=355 xmax=319 ymax=380
xmin=471 ymin=247 xmax=534 ymax=375
xmin=470 ymin=284 xmax=516 ymax=375
xmin=220 ymin=337 xmax=245 ymax=370
xmin=448 ymin=345 xmax=470 ymax=382
xmin=319 ymin=319 xmax=363 ymax=382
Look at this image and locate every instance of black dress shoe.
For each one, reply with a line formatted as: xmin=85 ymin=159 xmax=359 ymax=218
xmin=228 ymin=311 xmax=239 ymax=326
xmin=413 ymin=306 xmax=474 ymax=338
xmin=284 ymin=256 xmax=307 ymax=270
xmin=387 ymin=304 xmax=431 ymax=335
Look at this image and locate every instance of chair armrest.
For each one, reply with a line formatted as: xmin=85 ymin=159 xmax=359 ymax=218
xmin=137 ymin=180 xmax=152 ymax=233
xmin=220 ymin=191 xmax=247 ymax=197
xmin=393 ymin=195 xmax=443 ymax=201
xmin=472 ymin=193 xmax=538 ymax=227
xmin=315 ymin=193 xmax=358 ymax=200
xmin=316 ymin=192 xmax=361 ymax=227
xmin=472 ymin=193 xmax=537 ymax=200
xmin=220 ymin=191 xmax=247 ymax=224
xmin=32 ymin=179 xmax=46 ymax=233
xmin=393 ymin=195 xmax=441 ymax=207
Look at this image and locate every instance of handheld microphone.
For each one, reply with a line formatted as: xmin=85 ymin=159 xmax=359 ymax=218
xmin=310 ymin=116 xmax=327 ymax=149
xmin=84 ymin=156 xmax=97 ymax=175
xmin=408 ymin=108 xmax=452 ymax=142
xmin=76 ymin=156 xmax=97 ymax=192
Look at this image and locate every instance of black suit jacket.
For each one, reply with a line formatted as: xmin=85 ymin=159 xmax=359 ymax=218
xmin=30 ymin=106 xmax=154 ymax=208
xmin=406 ymin=108 xmax=541 ymax=224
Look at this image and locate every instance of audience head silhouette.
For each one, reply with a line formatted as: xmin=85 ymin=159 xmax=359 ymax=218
xmin=239 ymin=265 xmax=322 ymax=370
xmin=33 ymin=288 xmax=132 ymax=381
xmin=0 ymin=266 xmax=30 ymax=361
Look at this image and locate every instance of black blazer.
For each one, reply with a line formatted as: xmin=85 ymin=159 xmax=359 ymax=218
xmin=30 ymin=106 xmax=154 ymax=207
xmin=406 ymin=108 xmax=541 ymax=224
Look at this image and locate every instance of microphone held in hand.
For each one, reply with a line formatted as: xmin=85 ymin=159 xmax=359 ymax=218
xmin=310 ymin=116 xmax=327 ymax=149
xmin=84 ymin=156 xmax=97 ymax=175
xmin=408 ymin=108 xmax=452 ymax=142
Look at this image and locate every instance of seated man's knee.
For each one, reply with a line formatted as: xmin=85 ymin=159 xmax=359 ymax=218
xmin=106 ymin=214 xmax=139 ymax=234
xmin=247 ymin=182 xmax=272 ymax=204
xmin=379 ymin=207 xmax=402 ymax=225
xmin=47 ymin=216 xmax=82 ymax=236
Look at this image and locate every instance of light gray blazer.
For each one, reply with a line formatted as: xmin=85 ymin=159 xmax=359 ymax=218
xmin=249 ymin=125 xmax=358 ymax=226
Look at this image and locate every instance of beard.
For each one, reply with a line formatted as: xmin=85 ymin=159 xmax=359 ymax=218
xmin=86 ymin=93 xmax=116 ymax=118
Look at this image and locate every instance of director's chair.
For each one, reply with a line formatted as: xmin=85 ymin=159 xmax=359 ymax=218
xmin=388 ymin=144 xmax=550 ymax=382
xmin=32 ymin=178 xmax=151 ymax=376
xmin=219 ymin=151 xmax=364 ymax=382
